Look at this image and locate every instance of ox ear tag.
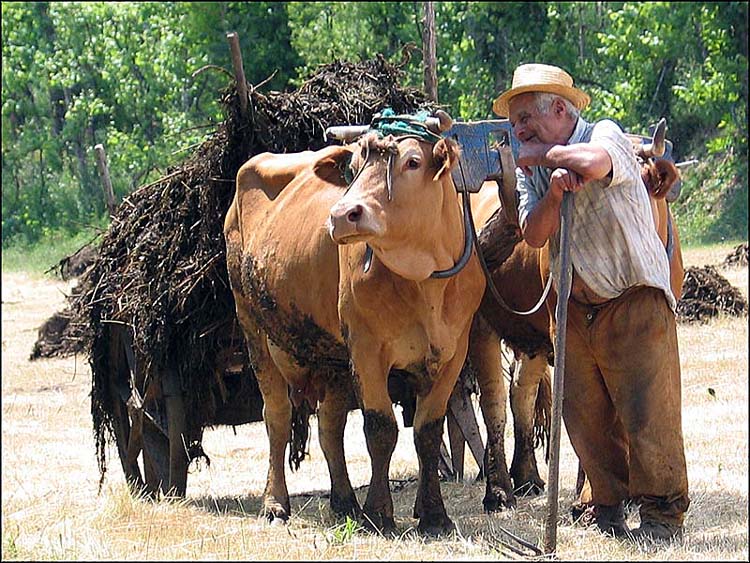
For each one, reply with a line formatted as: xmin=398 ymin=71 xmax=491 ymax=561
xmin=433 ymin=164 xmax=448 ymax=182
xmin=432 ymin=138 xmax=457 ymax=181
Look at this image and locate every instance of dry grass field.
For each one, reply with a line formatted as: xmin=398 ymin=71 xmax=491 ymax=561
xmin=2 ymin=242 xmax=747 ymax=560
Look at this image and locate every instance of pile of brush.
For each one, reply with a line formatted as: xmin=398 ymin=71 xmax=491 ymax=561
xmin=677 ymin=264 xmax=748 ymax=323
xmin=31 ymin=54 xmax=436 ymax=480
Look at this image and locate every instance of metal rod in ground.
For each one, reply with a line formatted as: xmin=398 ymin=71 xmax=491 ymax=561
xmin=226 ymin=31 xmax=248 ymax=118
xmin=543 ymin=191 xmax=574 ymax=554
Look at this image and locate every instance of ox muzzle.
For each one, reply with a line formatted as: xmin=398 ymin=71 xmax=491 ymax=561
xmin=328 ymin=199 xmax=381 ymax=244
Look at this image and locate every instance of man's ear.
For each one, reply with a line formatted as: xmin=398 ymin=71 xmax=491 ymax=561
xmin=313 ymin=145 xmax=354 ymax=187
xmin=432 ymin=137 xmax=461 ymax=181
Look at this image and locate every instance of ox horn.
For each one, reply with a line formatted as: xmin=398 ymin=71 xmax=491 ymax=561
xmin=325 ymin=125 xmax=370 ymax=142
xmin=638 ymin=117 xmax=667 ymax=159
xmin=425 ymin=110 xmax=454 ymax=134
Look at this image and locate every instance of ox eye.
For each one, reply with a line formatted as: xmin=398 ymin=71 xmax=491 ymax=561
xmin=406 ymin=158 xmax=420 ymax=170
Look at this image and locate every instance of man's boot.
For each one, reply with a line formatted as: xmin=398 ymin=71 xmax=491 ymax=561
xmin=572 ymin=502 xmax=630 ymax=538
xmin=628 ymin=520 xmax=683 ymax=542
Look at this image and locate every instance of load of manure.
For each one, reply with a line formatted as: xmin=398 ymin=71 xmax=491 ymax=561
xmin=677 ymin=265 xmax=748 ymax=323
xmin=722 ymin=242 xmax=748 ymax=268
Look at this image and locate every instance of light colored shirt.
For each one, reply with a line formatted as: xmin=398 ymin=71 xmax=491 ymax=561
xmin=516 ymin=117 xmax=676 ymax=311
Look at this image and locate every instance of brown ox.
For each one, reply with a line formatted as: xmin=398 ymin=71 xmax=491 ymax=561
xmin=469 ymin=157 xmax=684 ymax=503
xmin=224 ymin=130 xmax=487 ymax=535
xmin=469 ymin=188 xmax=553 ymax=503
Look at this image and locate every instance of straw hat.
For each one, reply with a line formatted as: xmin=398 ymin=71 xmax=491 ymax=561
xmin=493 ymin=63 xmax=590 ymax=117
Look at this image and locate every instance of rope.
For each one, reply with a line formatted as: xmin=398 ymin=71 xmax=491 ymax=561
xmin=371 ymin=108 xmax=442 ymax=143
xmin=457 ymin=161 xmax=553 ymax=316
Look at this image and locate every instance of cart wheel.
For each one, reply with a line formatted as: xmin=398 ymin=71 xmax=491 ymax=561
xmin=142 ymin=413 xmax=171 ymax=496
xmin=163 ymin=368 xmax=189 ymax=497
xmin=109 ymin=325 xmax=180 ymax=498
xmin=107 ymin=327 xmax=145 ymax=492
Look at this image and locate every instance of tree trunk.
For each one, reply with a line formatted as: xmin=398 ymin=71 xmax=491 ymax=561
xmin=94 ymin=144 xmax=118 ymax=216
xmin=422 ymin=2 xmax=438 ymax=103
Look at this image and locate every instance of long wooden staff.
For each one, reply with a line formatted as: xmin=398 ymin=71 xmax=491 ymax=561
xmin=543 ymin=190 xmax=574 ymax=554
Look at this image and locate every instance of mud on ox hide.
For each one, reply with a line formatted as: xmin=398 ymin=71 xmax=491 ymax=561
xmin=224 ymin=129 xmax=490 ymax=535
xmin=467 ymin=156 xmax=684 ymax=506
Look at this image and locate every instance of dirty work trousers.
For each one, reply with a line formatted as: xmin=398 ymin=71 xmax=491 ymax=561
xmin=560 ymin=285 xmax=690 ymax=526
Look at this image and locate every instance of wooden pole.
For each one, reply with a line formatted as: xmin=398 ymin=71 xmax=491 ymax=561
xmin=543 ymin=191 xmax=574 ymax=554
xmin=94 ymin=143 xmax=117 ymax=216
xmin=226 ymin=32 xmax=248 ymax=118
xmin=422 ymin=2 xmax=438 ymax=103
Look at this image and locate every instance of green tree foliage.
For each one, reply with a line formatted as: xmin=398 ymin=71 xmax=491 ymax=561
xmin=2 ymin=1 xmax=301 ymax=244
xmin=286 ymin=2 xmax=422 ymax=86
xmin=2 ymin=1 xmax=747 ymax=245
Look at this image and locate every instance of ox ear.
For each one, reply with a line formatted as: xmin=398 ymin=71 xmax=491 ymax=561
xmin=313 ymin=145 xmax=354 ymax=187
xmin=641 ymin=158 xmax=680 ymax=200
xmin=432 ymin=137 xmax=461 ymax=182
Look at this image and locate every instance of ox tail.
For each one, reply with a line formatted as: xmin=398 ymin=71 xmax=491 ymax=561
xmin=533 ymin=368 xmax=552 ymax=462
xmin=288 ymin=401 xmax=311 ymax=471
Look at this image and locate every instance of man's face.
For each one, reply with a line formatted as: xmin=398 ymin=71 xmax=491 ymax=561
xmin=508 ymin=92 xmax=568 ymax=145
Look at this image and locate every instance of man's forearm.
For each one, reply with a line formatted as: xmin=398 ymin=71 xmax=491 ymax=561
xmin=520 ymin=143 xmax=611 ymax=181
xmin=521 ymin=190 xmax=563 ymax=248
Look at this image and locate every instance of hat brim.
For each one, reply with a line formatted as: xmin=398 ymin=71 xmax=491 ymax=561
xmin=493 ymin=84 xmax=590 ymax=117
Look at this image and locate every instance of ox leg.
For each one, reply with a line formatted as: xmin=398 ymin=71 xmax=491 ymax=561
xmin=318 ymin=378 xmax=360 ymax=518
xmin=411 ymin=339 xmax=471 ymax=536
xmin=354 ymin=356 xmax=398 ymax=534
xmin=509 ymin=353 xmax=547 ymax=496
xmin=412 ymin=412 xmax=452 ymax=535
xmin=468 ymin=315 xmax=515 ymax=512
xmin=257 ymin=363 xmax=293 ymax=522
xmin=233 ymin=292 xmax=292 ymax=522
xmin=244 ymin=331 xmax=293 ymax=522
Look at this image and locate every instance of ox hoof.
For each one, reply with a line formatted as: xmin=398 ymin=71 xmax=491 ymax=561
xmin=330 ymin=492 xmax=362 ymax=519
xmin=513 ymin=476 xmax=545 ymax=497
xmin=482 ymin=488 xmax=517 ymax=513
xmin=417 ymin=514 xmax=455 ymax=537
xmin=263 ymin=500 xmax=291 ymax=524
xmin=269 ymin=516 xmax=287 ymax=527
xmin=361 ymin=511 xmax=397 ymax=536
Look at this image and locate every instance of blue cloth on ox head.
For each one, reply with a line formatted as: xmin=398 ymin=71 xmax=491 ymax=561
xmin=370 ymin=108 xmax=442 ymax=144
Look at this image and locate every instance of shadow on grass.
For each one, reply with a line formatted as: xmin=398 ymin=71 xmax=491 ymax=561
xmin=187 ymin=479 xmax=748 ymax=557
xmin=188 ymin=474 xmax=420 ymax=524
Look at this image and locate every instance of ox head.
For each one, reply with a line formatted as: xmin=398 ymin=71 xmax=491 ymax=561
xmin=641 ymin=158 xmax=681 ymax=200
xmin=327 ymin=131 xmax=462 ymax=280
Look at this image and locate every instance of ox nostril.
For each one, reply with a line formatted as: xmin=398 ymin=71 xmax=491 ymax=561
xmin=347 ymin=205 xmax=363 ymax=223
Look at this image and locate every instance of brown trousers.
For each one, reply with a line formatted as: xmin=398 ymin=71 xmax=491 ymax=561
xmin=559 ymin=285 xmax=690 ymax=526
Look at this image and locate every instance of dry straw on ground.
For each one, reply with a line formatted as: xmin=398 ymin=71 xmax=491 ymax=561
xmin=2 ymin=242 xmax=747 ymax=561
